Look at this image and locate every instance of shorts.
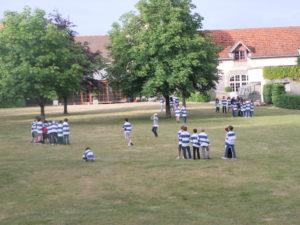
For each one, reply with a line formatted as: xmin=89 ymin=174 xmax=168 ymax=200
xmin=178 ymin=144 xmax=182 ymax=152
xmin=124 ymin=131 xmax=131 ymax=140
xmin=32 ymin=131 xmax=38 ymax=138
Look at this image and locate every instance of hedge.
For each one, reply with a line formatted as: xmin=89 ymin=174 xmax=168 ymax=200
xmin=271 ymin=84 xmax=285 ymax=104
xmin=187 ymin=93 xmax=210 ymax=102
xmin=263 ymin=66 xmax=300 ymax=80
xmin=273 ymin=94 xmax=300 ymax=109
xmin=263 ymin=84 xmax=273 ymax=104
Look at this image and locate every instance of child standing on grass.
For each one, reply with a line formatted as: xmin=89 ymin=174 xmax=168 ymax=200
xmin=42 ymin=120 xmax=48 ymax=144
xmin=63 ymin=118 xmax=70 ymax=145
xmin=175 ymin=105 xmax=181 ymax=123
xmin=181 ymin=106 xmax=187 ymax=124
xmin=150 ymin=113 xmax=159 ymax=137
xmin=215 ymin=98 xmax=220 ymax=113
xmin=198 ymin=129 xmax=211 ymax=159
xmin=36 ymin=117 xmax=43 ymax=143
xmin=31 ymin=117 xmax=38 ymax=143
xmin=57 ymin=121 xmax=63 ymax=144
xmin=191 ymin=128 xmax=200 ymax=160
xmin=176 ymin=126 xmax=184 ymax=159
xmin=180 ymin=126 xmax=192 ymax=159
xmin=221 ymin=96 xmax=227 ymax=113
xmin=227 ymin=97 xmax=231 ymax=113
xmin=82 ymin=147 xmax=95 ymax=162
xmin=123 ymin=118 xmax=133 ymax=146
xmin=222 ymin=125 xmax=236 ymax=160
xmin=250 ymin=100 xmax=255 ymax=117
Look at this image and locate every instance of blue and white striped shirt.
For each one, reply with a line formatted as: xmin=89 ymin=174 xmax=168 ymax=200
xmin=231 ymin=103 xmax=238 ymax=111
xmin=221 ymin=99 xmax=227 ymax=106
xmin=63 ymin=122 xmax=70 ymax=135
xmin=123 ymin=122 xmax=132 ymax=132
xmin=175 ymin=107 xmax=181 ymax=116
xmin=36 ymin=121 xmax=43 ymax=134
xmin=31 ymin=121 xmax=37 ymax=133
xmin=181 ymin=107 xmax=187 ymax=117
xmin=225 ymin=131 xmax=236 ymax=145
xmin=198 ymin=132 xmax=210 ymax=147
xmin=250 ymin=102 xmax=254 ymax=112
xmin=227 ymin=99 xmax=231 ymax=106
xmin=57 ymin=124 xmax=63 ymax=137
xmin=191 ymin=133 xmax=200 ymax=147
xmin=83 ymin=149 xmax=95 ymax=159
xmin=180 ymin=131 xmax=190 ymax=147
xmin=178 ymin=130 xmax=182 ymax=145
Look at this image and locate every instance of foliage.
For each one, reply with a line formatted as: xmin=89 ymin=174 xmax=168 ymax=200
xmin=271 ymin=84 xmax=285 ymax=106
xmin=263 ymin=66 xmax=300 ymax=81
xmin=263 ymin=84 xmax=273 ymax=104
xmin=273 ymin=93 xmax=300 ymax=109
xmin=0 ymin=96 xmax=25 ymax=108
xmin=187 ymin=92 xmax=210 ymax=102
xmin=224 ymin=86 xmax=232 ymax=92
xmin=108 ymin=0 xmax=220 ymax=117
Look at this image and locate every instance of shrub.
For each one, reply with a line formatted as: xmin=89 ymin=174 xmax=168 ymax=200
xmin=187 ymin=93 xmax=210 ymax=102
xmin=263 ymin=84 xmax=273 ymax=104
xmin=271 ymin=84 xmax=285 ymax=104
xmin=224 ymin=87 xmax=232 ymax=92
xmin=263 ymin=66 xmax=300 ymax=80
xmin=273 ymin=94 xmax=300 ymax=109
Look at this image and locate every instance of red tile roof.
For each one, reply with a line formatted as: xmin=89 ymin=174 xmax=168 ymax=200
xmin=209 ymin=27 xmax=300 ymax=59
xmin=74 ymin=35 xmax=110 ymax=58
xmin=76 ymin=27 xmax=300 ymax=59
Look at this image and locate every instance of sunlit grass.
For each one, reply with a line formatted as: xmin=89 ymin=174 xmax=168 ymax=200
xmin=0 ymin=102 xmax=300 ymax=225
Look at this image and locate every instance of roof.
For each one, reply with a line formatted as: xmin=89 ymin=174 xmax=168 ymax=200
xmin=74 ymin=35 xmax=110 ymax=58
xmin=209 ymin=27 xmax=300 ymax=59
xmin=75 ymin=27 xmax=300 ymax=60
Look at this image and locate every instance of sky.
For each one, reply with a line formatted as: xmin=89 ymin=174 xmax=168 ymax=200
xmin=0 ymin=0 xmax=299 ymax=35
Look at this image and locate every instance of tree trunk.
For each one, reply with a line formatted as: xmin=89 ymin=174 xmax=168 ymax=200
xmin=39 ymin=104 xmax=45 ymax=120
xmin=63 ymin=96 xmax=68 ymax=114
xmin=164 ymin=95 xmax=171 ymax=118
xmin=182 ymin=96 xmax=186 ymax=107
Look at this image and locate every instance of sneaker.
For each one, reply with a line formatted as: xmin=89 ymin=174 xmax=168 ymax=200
xmin=128 ymin=143 xmax=131 ymax=146
xmin=221 ymin=157 xmax=228 ymax=160
xmin=182 ymin=157 xmax=185 ymax=159
xmin=232 ymin=158 xmax=237 ymax=160
xmin=176 ymin=156 xmax=180 ymax=159
xmin=130 ymin=142 xmax=134 ymax=146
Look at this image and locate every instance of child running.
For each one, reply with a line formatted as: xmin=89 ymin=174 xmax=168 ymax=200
xmin=150 ymin=113 xmax=159 ymax=137
xmin=123 ymin=118 xmax=133 ymax=146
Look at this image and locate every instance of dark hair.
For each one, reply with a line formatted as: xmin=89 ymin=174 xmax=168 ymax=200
xmin=86 ymin=147 xmax=90 ymax=150
xmin=225 ymin=127 xmax=229 ymax=132
xmin=182 ymin=126 xmax=187 ymax=131
xmin=193 ymin=128 xmax=197 ymax=133
xmin=124 ymin=118 xmax=128 ymax=122
xmin=64 ymin=118 xmax=68 ymax=122
xmin=228 ymin=125 xmax=234 ymax=131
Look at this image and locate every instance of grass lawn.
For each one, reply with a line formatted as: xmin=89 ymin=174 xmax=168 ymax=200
xmin=0 ymin=102 xmax=300 ymax=225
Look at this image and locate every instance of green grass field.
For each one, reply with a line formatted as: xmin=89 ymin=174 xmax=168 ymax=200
xmin=0 ymin=102 xmax=300 ymax=225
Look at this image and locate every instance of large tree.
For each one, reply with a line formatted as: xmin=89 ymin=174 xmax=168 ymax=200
xmin=108 ymin=0 xmax=220 ymax=117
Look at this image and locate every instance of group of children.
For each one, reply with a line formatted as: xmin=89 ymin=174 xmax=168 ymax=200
xmin=215 ymin=96 xmax=255 ymax=118
xmin=31 ymin=117 xmax=70 ymax=145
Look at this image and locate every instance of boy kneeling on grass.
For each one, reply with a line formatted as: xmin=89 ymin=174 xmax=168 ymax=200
xmin=82 ymin=147 xmax=95 ymax=162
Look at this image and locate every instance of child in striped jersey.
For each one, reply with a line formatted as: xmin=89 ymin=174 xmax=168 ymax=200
xmin=180 ymin=126 xmax=192 ymax=159
xmin=250 ymin=100 xmax=255 ymax=117
xmin=123 ymin=118 xmax=133 ymax=146
xmin=215 ymin=98 xmax=220 ymax=113
xmin=181 ymin=106 xmax=187 ymax=124
xmin=176 ymin=126 xmax=184 ymax=159
xmin=198 ymin=129 xmax=211 ymax=159
xmin=221 ymin=96 xmax=227 ymax=113
xmin=31 ymin=117 xmax=38 ymax=143
xmin=175 ymin=105 xmax=181 ymax=123
xmin=36 ymin=118 xmax=43 ymax=143
xmin=63 ymin=118 xmax=70 ymax=145
xmin=150 ymin=113 xmax=159 ymax=137
xmin=57 ymin=121 xmax=63 ymax=144
xmin=222 ymin=125 xmax=237 ymax=160
xmin=191 ymin=129 xmax=200 ymax=160
xmin=82 ymin=147 xmax=95 ymax=162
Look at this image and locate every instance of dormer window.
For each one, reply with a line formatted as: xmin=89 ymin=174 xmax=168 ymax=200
xmin=230 ymin=41 xmax=251 ymax=61
xmin=234 ymin=50 xmax=246 ymax=60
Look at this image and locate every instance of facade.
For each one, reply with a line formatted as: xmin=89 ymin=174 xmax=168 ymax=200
xmin=76 ymin=27 xmax=300 ymax=103
xmin=209 ymin=27 xmax=300 ymax=101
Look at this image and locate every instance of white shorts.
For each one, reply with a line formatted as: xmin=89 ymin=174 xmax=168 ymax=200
xmin=124 ymin=131 xmax=131 ymax=140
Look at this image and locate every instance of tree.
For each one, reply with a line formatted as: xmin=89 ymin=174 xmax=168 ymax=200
xmin=49 ymin=12 xmax=104 ymax=114
xmin=108 ymin=0 xmax=220 ymax=118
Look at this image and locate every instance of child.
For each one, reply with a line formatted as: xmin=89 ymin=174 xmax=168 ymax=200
xmin=222 ymin=125 xmax=237 ymax=160
xmin=198 ymin=129 xmax=211 ymax=159
xmin=215 ymin=98 xmax=220 ymax=113
xmin=82 ymin=147 xmax=95 ymax=162
xmin=31 ymin=117 xmax=38 ymax=143
xmin=175 ymin=105 xmax=181 ymax=123
xmin=181 ymin=106 xmax=187 ymax=124
xmin=160 ymin=97 xmax=164 ymax=112
xmin=221 ymin=96 xmax=227 ymax=113
xmin=48 ymin=120 xmax=54 ymax=145
xmin=42 ymin=120 xmax=48 ymax=144
xmin=250 ymin=100 xmax=255 ymax=117
xmin=63 ymin=118 xmax=70 ymax=145
xmin=36 ymin=117 xmax=43 ymax=143
xmin=123 ymin=118 xmax=133 ymax=146
xmin=245 ymin=99 xmax=251 ymax=117
xmin=191 ymin=129 xmax=200 ymax=160
xmin=223 ymin=127 xmax=232 ymax=158
xmin=176 ymin=126 xmax=184 ymax=159
xmin=57 ymin=120 xmax=64 ymax=144
xmin=227 ymin=97 xmax=231 ymax=113
xmin=231 ymin=99 xmax=238 ymax=117
xmin=180 ymin=126 xmax=192 ymax=159
xmin=150 ymin=113 xmax=159 ymax=137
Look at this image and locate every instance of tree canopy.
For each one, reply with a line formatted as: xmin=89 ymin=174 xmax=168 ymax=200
xmin=108 ymin=0 xmax=220 ymax=117
xmin=0 ymin=7 xmax=103 ymax=117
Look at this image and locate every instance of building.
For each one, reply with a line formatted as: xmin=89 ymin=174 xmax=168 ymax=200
xmin=209 ymin=27 xmax=300 ymax=101
xmin=76 ymin=26 xmax=300 ymax=103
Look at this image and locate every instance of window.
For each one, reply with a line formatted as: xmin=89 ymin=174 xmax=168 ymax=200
xmin=234 ymin=50 xmax=246 ymax=60
xmin=229 ymin=75 xmax=248 ymax=92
